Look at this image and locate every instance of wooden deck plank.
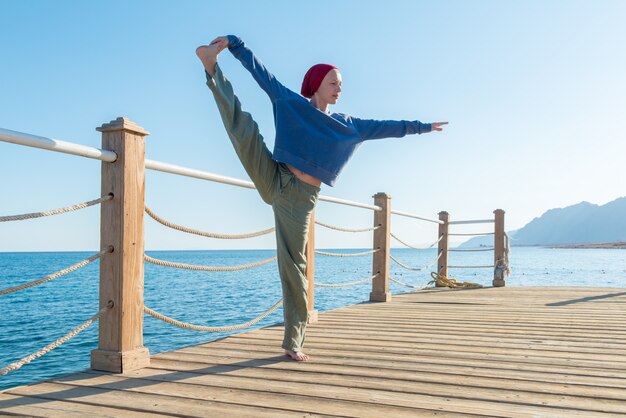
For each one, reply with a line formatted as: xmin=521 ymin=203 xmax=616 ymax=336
xmin=2 ymin=286 xmax=626 ymax=417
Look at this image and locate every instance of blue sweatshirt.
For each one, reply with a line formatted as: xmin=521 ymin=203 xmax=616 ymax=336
xmin=226 ymin=35 xmax=432 ymax=187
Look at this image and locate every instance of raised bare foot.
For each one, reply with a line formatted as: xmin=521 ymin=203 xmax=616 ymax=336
xmin=195 ymin=37 xmax=228 ymax=76
xmin=284 ymin=349 xmax=309 ymax=362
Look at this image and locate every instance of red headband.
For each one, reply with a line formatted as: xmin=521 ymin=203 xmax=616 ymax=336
xmin=300 ymin=63 xmax=338 ymax=98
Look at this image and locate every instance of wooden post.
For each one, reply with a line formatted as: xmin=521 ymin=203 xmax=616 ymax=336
xmin=436 ymin=211 xmax=449 ymax=285
xmin=370 ymin=193 xmax=391 ymax=302
xmin=306 ymin=211 xmax=318 ymax=323
xmin=91 ymin=117 xmax=150 ymax=373
xmin=493 ymin=209 xmax=506 ymax=287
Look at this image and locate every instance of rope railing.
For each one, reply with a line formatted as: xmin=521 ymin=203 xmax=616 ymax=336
xmin=389 ymin=276 xmax=433 ymax=290
xmin=145 ymin=206 xmax=275 ymax=239
xmin=449 ymin=247 xmax=494 ymax=252
xmin=390 ymin=251 xmax=442 ymax=272
xmin=0 ymin=247 xmax=113 ymax=296
xmin=144 ymin=299 xmax=282 ymax=332
xmin=315 ymin=249 xmax=379 ymax=257
xmin=315 ymin=274 xmax=376 ymax=288
xmin=391 ymin=233 xmax=443 ymax=251
xmin=0 ymin=194 xmax=113 ymax=223
xmin=144 ymin=254 xmax=276 ymax=272
xmin=315 ymin=220 xmax=379 ymax=233
xmin=0 ymin=301 xmax=113 ymax=376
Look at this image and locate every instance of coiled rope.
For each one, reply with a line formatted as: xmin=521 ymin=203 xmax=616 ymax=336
xmin=315 ymin=274 xmax=376 ymax=288
xmin=391 ymin=233 xmax=443 ymax=251
xmin=315 ymin=220 xmax=379 ymax=233
xmin=389 ymin=251 xmax=442 ymax=272
xmin=0 ymin=247 xmax=113 ymax=296
xmin=0 ymin=302 xmax=113 ymax=376
xmin=144 ymin=254 xmax=276 ymax=272
xmin=0 ymin=194 xmax=113 ymax=222
xmin=144 ymin=299 xmax=282 ymax=332
xmin=145 ymin=206 xmax=275 ymax=239
xmin=315 ymin=249 xmax=379 ymax=257
xmin=430 ymin=272 xmax=483 ymax=288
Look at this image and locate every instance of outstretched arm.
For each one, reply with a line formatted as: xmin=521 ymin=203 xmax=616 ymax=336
xmin=351 ymin=117 xmax=448 ymax=140
xmin=208 ymin=35 xmax=292 ymax=103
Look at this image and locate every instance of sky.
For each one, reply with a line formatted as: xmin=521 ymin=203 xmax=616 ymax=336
xmin=1 ymin=0 xmax=625 ymax=252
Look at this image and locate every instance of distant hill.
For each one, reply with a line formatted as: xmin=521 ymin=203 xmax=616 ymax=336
xmin=459 ymin=196 xmax=626 ymax=248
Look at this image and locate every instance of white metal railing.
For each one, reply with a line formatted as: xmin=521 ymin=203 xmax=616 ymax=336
xmin=0 ymin=128 xmax=117 ymax=162
xmin=448 ymin=219 xmax=495 ymax=225
xmin=390 ymin=209 xmax=443 ymax=224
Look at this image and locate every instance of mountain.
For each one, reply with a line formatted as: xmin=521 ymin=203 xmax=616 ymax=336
xmin=459 ymin=196 xmax=626 ymax=248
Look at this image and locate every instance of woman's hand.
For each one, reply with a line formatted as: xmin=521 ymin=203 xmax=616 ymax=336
xmin=431 ymin=122 xmax=448 ymax=132
xmin=210 ymin=36 xmax=229 ymax=53
xmin=196 ymin=36 xmax=229 ymax=76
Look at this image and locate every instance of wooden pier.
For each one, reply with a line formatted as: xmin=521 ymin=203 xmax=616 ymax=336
xmin=2 ymin=286 xmax=626 ymax=417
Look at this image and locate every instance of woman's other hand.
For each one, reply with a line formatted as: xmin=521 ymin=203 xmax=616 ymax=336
xmin=196 ymin=36 xmax=229 ymax=76
xmin=210 ymin=36 xmax=229 ymax=53
xmin=431 ymin=122 xmax=448 ymax=132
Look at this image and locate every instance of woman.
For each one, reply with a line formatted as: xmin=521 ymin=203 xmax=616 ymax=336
xmin=196 ymin=36 xmax=447 ymax=361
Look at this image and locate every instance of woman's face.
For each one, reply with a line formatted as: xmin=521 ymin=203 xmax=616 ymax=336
xmin=315 ymin=69 xmax=342 ymax=104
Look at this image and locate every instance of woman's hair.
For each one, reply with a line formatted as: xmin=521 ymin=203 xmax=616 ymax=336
xmin=301 ymin=63 xmax=338 ymax=98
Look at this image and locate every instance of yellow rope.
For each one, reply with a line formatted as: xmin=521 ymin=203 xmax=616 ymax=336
xmin=429 ymin=272 xmax=483 ymax=289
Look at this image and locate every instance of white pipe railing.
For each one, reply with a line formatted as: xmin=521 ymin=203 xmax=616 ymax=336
xmin=390 ymin=209 xmax=443 ymax=224
xmin=448 ymin=219 xmax=495 ymax=225
xmin=1 ymin=126 xmax=452 ymax=218
xmin=0 ymin=128 xmax=117 ymax=162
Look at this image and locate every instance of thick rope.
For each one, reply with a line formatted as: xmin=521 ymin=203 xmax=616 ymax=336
xmin=389 ymin=251 xmax=442 ymax=272
xmin=449 ymin=247 xmax=494 ymax=252
xmin=0 ymin=247 xmax=113 ymax=296
xmin=430 ymin=272 xmax=483 ymax=288
xmin=0 ymin=195 xmax=113 ymax=222
xmin=391 ymin=233 xmax=443 ymax=251
xmin=315 ymin=274 xmax=376 ymax=288
xmin=145 ymin=206 xmax=275 ymax=239
xmin=0 ymin=302 xmax=113 ymax=376
xmin=315 ymin=249 xmax=379 ymax=257
xmin=315 ymin=220 xmax=379 ymax=233
xmin=144 ymin=299 xmax=282 ymax=332
xmin=390 ymin=276 xmax=433 ymax=290
xmin=144 ymin=254 xmax=276 ymax=272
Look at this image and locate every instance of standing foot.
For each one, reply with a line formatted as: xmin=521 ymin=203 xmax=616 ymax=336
xmin=284 ymin=349 xmax=310 ymax=362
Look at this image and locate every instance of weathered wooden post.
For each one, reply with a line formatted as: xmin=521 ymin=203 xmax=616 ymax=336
xmin=493 ymin=209 xmax=506 ymax=287
xmin=306 ymin=211 xmax=318 ymax=323
xmin=436 ymin=211 xmax=449 ymax=286
xmin=370 ymin=193 xmax=391 ymax=302
xmin=91 ymin=117 xmax=150 ymax=373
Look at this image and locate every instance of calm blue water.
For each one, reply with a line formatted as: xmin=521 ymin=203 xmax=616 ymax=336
xmin=1 ymin=247 xmax=625 ymax=391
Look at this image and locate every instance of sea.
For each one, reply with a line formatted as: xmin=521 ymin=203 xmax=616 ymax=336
xmin=1 ymin=247 xmax=625 ymax=391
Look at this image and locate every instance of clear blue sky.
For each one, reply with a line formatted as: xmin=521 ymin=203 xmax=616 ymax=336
xmin=1 ymin=0 xmax=625 ymax=251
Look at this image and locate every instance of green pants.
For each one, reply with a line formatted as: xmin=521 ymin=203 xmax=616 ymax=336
xmin=206 ymin=64 xmax=320 ymax=351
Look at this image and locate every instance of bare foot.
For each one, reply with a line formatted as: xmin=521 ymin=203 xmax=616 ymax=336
xmin=284 ymin=349 xmax=310 ymax=362
xmin=195 ymin=37 xmax=228 ymax=76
